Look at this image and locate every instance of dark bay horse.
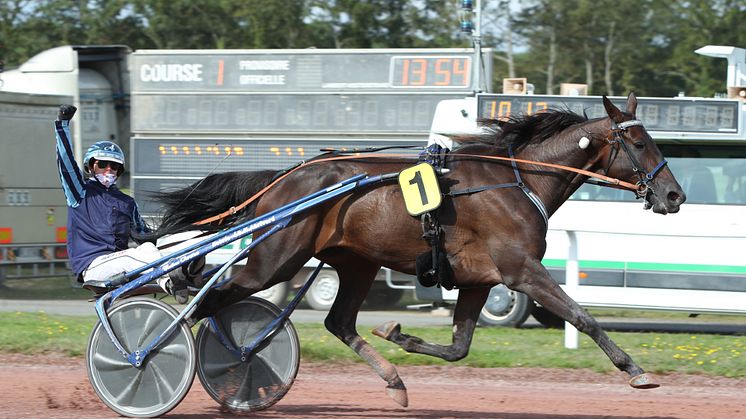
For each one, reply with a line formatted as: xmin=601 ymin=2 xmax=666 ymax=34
xmin=149 ymin=94 xmax=684 ymax=406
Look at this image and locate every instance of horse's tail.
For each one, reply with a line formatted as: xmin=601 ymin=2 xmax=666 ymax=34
xmin=139 ymin=170 xmax=278 ymax=241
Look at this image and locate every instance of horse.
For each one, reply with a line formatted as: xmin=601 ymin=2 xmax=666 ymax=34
xmin=147 ymin=93 xmax=685 ymax=407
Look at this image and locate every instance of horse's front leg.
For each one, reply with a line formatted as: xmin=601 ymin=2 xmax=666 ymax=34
xmin=506 ymin=259 xmax=659 ymax=389
xmin=373 ymin=286 xmax=490 ymax=361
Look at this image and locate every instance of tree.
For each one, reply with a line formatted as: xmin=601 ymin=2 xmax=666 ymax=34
xmin=2 ymin=0 xmax=742 ymax=98
xmin=1 ymin=0 xmax=45 ymax=68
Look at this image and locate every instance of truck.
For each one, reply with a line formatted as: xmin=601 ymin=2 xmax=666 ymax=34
xmin=0 ymin=92 xmax=71 ymax=283
xmin=0 ymin=46 xmax=130 ymax=287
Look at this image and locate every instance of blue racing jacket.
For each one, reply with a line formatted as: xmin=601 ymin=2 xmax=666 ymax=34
xmin=54 ymin=120 xmax=149 ymax=277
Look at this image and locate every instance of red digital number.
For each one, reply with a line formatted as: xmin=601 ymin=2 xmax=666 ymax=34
xmin=434 ymin=58 xmax=451 ymax=86
xmin=398 ymin=57 xmax=470 ymax=87
xmin=486 ymin=101 xmax=512 ymax=120
xmin=452 ymin=58 xmax=470 ymax=87
xmin=408 ymin=58 xmax=427 ymax=86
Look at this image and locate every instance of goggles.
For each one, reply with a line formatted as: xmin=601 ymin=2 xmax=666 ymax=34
xmin=95 ymin=160 xmax=123 ymax=172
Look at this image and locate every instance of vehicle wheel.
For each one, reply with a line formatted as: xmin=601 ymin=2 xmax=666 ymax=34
xmin=253 ymin=282 xmax=289 ymax=307
xmin=196 ymin=297 xmax=300 ymax=413
xmin=86 ymin=297 xmax=196 ymax=418
xmin=477 ymin=284 xmax=533 ymax=328
xmin=365 ymin=284 xmax=404 ymax=308
xmin=305 ymin=269 xmax=339 ymax=311
xmin=531 ymin=305 xmax=565 ymax=328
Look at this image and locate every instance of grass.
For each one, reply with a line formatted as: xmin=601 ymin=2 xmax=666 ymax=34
xmin=1 ymin=311 xmax=744 ymax=378
xmin=0 ymin=311 xmax=95 ymax=357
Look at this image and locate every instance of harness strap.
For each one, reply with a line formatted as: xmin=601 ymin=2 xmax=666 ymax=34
xmin=647 ymin=159 xmax=669 ymax=180
xmin=448 ymin=146 xmax=549 ymax=227
xmin=522 ymin=189 xmax=550 ymax=226
xmin=446 ymin=183 xmax=518 ymax=197
xmin=617 ymin=120 xmax=644 ymax=129
xmin=508 ymin=145 xmax=549 ymax=227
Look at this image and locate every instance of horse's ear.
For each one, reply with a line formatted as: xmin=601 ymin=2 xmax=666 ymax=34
xmin=602 ymin=95 xmax=624 ymax=123
xmin=626 ymin=92 xmax=638 ymax=116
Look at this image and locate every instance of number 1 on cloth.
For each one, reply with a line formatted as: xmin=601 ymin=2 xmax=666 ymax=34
xmin=398 ymin=163 xmax=442 ymax=216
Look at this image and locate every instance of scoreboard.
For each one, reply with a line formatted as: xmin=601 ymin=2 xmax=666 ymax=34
xmin=477 ymin=94 xmax=741 ymax=136
xmin=131 ymin=49 xmax=488 ymax=134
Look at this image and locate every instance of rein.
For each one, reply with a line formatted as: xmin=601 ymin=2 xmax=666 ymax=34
xmin=192 ymin=150 xmax=640 ymax=226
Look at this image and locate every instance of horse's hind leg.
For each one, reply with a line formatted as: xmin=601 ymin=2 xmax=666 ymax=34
xmin=373 ymin=286 xmax=489 ymax=361
xmin=506 ymin=259 xmax=658 ymax=389
xmin=323 ymin=259 xmax=409 ymax=407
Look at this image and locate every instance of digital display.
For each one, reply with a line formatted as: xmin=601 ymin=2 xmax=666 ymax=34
xmin=132 ymin=93 xmax=460 ymax=133
xmin=132 ymin=137 xmax=421 ymax=215
xmin=132 ymin=138 xmax=420 ymax=177
xmin=132 ymin=49 xmax=484 ymax=92
xmin=390 ymin=56 xmax=470 ymax=88
xmin=477 ymin=94 xmax=740 ymax=134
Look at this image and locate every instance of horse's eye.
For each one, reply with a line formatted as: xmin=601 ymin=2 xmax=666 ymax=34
xmin=634 ymin=142 xmax=645 ymax=150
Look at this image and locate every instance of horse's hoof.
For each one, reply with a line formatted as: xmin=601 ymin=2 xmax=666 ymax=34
xmin=385 ymin=382 xmax=409 ymax=407
xmin=372 ymin=321 xmax=400 ymax=340
xmin=629 ymin=373 xmax=660 ymax=389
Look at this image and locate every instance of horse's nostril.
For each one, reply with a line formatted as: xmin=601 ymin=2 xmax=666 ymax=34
xmin=668 ymin=190 xmax=684 ymax=204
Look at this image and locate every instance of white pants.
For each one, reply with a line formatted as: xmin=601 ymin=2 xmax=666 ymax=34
xmin=82 ymin=231 xmax=211 ymax=284
xmin=82 ymin=242 xmax=162 ymax=283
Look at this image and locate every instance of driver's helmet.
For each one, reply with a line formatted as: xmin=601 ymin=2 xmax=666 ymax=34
xmin=83 ymin=141 xmax=125 ymax=174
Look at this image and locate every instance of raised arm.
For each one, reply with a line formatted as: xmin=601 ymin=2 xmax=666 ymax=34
xmin=54 ymin=105 xmax=85 ymax=208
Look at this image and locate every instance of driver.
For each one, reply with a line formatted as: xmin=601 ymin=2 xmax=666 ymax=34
xmin=54 ymin=104 xmax=199 ymax=303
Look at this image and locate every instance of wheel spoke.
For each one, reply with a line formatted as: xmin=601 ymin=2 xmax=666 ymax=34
xmin=137 ymin=308 xmax=165 ymax=347
xmin=92 ymin=351 xmax=132 ymax=372
xmin=230 ymin=363 xmax=254 ymax=403
xmin=158 ymin=340 xmax=189 ymax=358
xmin=254 ymin=349 xmax=286 ymax=383
xmin=113 ymin=311 xmax=133 ymax=351
xmin=201 ymin=359 xmax=242 ymax=379
xmin=149 ymin=361 xmax=177 ymax=403
xmin=113 ymin=368 xmax=144 ymax=405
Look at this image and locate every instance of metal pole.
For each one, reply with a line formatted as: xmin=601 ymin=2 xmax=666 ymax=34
xmin=564 ymin=230 xmax=579 ymax=349
xmin=472 ymin=0 xmax=483 ymax=93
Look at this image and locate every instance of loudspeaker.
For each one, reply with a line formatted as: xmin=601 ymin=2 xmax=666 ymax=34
xmin=503 ymin=78 xmax=527 ymax=94
xmin=560 ymin=83 xmax=588 ymax=96
xmin=727 ymin=86 xmax=746 ymax=101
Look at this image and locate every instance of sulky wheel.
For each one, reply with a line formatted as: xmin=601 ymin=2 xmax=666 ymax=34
xmin=86 ymin=297 xmax=196 ymax=418
xmin=195 ymin=296 xmax=300 ymax=413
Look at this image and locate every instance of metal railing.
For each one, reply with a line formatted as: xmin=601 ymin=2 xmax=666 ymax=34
xmin=0 ymin=243 xmax=72 ymax=281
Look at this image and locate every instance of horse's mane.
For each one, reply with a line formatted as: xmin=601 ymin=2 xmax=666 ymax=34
xmin=455 ymin=109 xmax=589 ymax=153
xmin=138 ymin=170 xmax=279 ymax=240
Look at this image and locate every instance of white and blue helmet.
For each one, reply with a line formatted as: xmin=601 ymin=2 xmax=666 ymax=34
xmin=83 ymin=141 xmax=125 ymax=173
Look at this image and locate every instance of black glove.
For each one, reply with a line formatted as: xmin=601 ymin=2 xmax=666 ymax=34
xmin=57 ymin=105 xmax=77 ymax=121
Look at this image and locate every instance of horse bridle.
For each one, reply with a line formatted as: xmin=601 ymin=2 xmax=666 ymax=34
xmin=604 ymin=119 xmax=668 ymax=199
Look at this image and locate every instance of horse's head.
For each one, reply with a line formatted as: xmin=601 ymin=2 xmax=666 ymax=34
xmin=600 ymin=93 xmax=685 ymax=214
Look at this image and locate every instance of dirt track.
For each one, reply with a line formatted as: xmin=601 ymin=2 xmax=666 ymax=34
xmin=0 ymin=353 xmax=743 ymax=419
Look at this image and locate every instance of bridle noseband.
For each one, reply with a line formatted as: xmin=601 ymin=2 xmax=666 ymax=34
xmin=606 ymin=119 xmax=668 ymax=199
